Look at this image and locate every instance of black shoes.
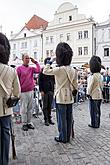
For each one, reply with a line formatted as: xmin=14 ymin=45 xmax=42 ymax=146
xmin=88 ymin=124 xmax=99 ymax=128
xmin=27 ymin=123 xmax=35 ymax=129
xmin=49 ymin=120 xmax=55 ymax=125
xmin=22 ymin=123 xmax=35 ymax=131
xmin=33 ymin=114 xmax=38 ymax=118
xmin=22 ymin=124 xmax=28 ymax=131
xmin=45 ymin=121 xmax=49 ymax=126
xmin=45 ymin=120 xmax=54 ymax=126
xmin=54 ymin=136 xmax=67 ymax=143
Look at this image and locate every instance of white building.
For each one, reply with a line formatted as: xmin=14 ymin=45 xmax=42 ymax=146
xmin=43 ymin=2 xmax=96 ymax=66
xmin=96 ymin=15 xmax=110 ymax=68
xmin=9 ymin=2 xmax=96 ymax=67
xmin=9 ymin=15 xmax=48 ymax=65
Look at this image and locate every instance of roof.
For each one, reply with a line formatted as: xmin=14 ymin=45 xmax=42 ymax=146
xmin=24 ymin=15 xmax=48 ymax=30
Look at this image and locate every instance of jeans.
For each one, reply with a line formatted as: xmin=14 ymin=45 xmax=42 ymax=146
xmin=0 ymin=115 xmax=11 ymax=165
xmin=56 ymin=104 xmax=72 ymax=142
xmin=89 ymin=99 xmax=101 ymax=128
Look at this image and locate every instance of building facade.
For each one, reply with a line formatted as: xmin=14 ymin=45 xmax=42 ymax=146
xmin=43 ymin=2 xmax=96 ymax=66
xmin=96 ymin=15 xmax=110 ymax=67
xmin=9 ymin=15 xmax=48 ymax=65
xmin=9 ymin=2 xmax=96 ymax=66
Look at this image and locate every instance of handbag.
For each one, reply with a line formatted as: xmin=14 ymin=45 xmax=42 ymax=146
xmin=6 ymin=96 xmax=20 ymax=108
xmin=0 ymin=67 xmax=20 ymax=109
xmin=72 ymin=89 xmax=78 ymax=97
xmin=64 ymin=67 xmax=77 ymax=97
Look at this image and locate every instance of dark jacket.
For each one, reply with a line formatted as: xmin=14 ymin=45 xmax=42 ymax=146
xmin=103 ymin=75 xmax=110 ymax=85
xmin=38 ymin=68 xmax=55 ymax=93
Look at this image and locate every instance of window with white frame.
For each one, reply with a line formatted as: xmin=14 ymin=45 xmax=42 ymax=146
xmin=50 ymin=50 xmax=53 ymax=56
xmin=21 ymin=43 xmax=24 ymax=49
xmin=78 ymin=31 xmax=82 ymax=39
xmin=13 ymin=44 xmax=16 ymax=50
xmin=104 ymin=48 xmax=109 ymax=56
xmin=46 ymin=37 xmax=49 ymax=44
xmin=84 ymin=47 xmax=88 ymax=55
xmin=84 ymin=31 xmax=88 ymax=38
xmin=24 ymin=42 xmax=27 ymax=48
xmin=60 ymin=34 xmax=63 ymax=41
xmin=33 ymin=40 xmax=37 ymax=47
xmin=34 ymin=52 xmax=37 ymax=59
xmin=50 ymin=36 xmax=54 ymax=43
xmin=59 ymin=18 xmax=62 ymax=23
xmin=102 ymin=29 xmax=104 ymax=41
xmin=67 ymin=33 xmax=70 ymax=41
xmin=108 ymin=29 xmax=110 ymax=39
xmin=21 ymin=42 xmax=27 ymax=49
xmin=78 ymin=47 xmax=82 ymax=55
xmin=24 ymin=33 xmax=26 ymax=38
xmin=46 ymin=50 xmax=49 ymax=57
xmin=69 ymin=16 xmax=72 ymax=21
xmin=13 ymin=54 xmax=16 ymax=60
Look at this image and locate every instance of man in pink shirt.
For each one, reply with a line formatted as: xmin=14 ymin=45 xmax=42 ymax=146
xmin=17 ymin=54 xmax=41 ymax=131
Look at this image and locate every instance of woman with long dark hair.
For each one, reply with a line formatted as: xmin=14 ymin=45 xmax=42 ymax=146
xmin=43 ymin=42 xmax=77 ymax=143
xmin=0 ymin=33 xmax=20 ymax=165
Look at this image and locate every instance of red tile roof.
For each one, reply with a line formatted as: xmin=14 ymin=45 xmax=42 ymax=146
xmin=24 ymin=15 xmax=48 ymax=30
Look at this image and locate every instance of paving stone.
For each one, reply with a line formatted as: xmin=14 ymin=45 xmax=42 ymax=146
xmin=9 ymin=101 xmax=110 ymax=165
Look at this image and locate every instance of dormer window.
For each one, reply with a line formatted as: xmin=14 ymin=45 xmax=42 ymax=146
xmin=59 ymin=18 xmax=62 ymax=23
xmin=24 ymin=33 xmax=26 ymax=38
xmin=69 ymin=16 xmax=72 ymax=21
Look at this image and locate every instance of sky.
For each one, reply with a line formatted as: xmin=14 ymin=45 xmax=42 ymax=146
xmin=0 ymin=0 xmax=110 ymax=37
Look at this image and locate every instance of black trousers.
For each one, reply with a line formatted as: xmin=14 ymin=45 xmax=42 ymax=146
xmin=103 ymin=86 xmax=109 ymax=103
xmin=42 ymin=91 xmax=54 ymax=122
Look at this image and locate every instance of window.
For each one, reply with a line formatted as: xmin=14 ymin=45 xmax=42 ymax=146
xmin=46 ymin=37 xmax=49 ymax=44
xmin=94 ymin=38 xmax=96 ymax=55
xmin=69 ymin=16 xmax=72 ymax=21
xmin=46 ymin=50 xmax=49 ymax=57
xmin=84 ymin=47 xmax=88 ymax=55
xmin=24 ymin=33 xmax=26 ymax=38
xmin=24 ymin=42 xmax=27 ymax=48
xmin=50 ymin=36 xmax=54 ymax=43
xmin=21 ymin=43 xmax=24 ymax=49
xmin=108 ymin=29 xmax=110 ymax=39
xmin=102 ymin=29 xmax=104 ymax=41
xmin=34 ymin=52 xmax=37 ymax=59
xmin=33 ymin=40 xmax=37 ymax=47
xmin=78 ymin=47 xmax=82 ymax=55
xmin=84 ymin=31 xmax=88 ymax=38
xmin=21 ymin=42 xmax=27 ymax=49
xmin=60 ymin=34 xmax=63 ymax=41
xmin=13 ymin=44 xmax=16 ymax=50
xmin=104 ymin=48 xmax=109 ymax=56
xmin=13 ymin=54 xmax=16 ymax=60
xmin=59 ymin=18 xmax=62 ymax=23
xmin=50 ymin=50 xmax=53 ymax=56
xmin=67 ymin=33 xmax=70 ymax=41
xmin=78 ymin=31 xmax=82 ymax=39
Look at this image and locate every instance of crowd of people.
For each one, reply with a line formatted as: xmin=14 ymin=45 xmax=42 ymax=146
xmin=0 ymin=32 xmax=110 ymax=165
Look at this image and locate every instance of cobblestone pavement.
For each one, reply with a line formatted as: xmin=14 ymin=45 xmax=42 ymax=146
xmin=9 ymin=101 xmax=110 ymax=165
